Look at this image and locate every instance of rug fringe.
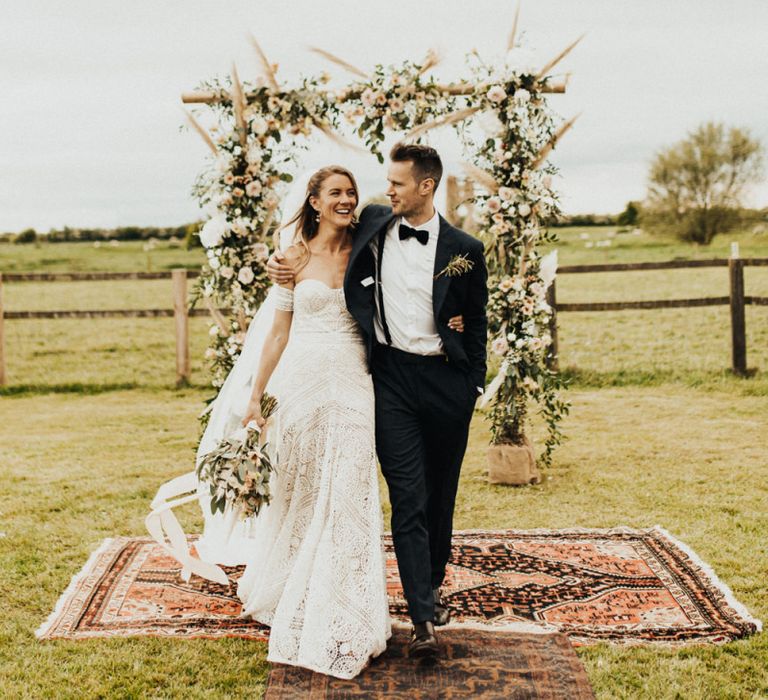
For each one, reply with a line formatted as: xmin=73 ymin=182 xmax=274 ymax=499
xmin=651 ymin=525 xmax=763 ymax=633
xmin=35 ymin=537 xmax=116 ymax=640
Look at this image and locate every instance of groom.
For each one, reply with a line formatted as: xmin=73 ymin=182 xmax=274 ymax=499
xmin=269 ymin=143 xmax=488 ymax=658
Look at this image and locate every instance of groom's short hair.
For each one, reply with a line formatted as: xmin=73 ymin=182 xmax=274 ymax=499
xmin=390 ymin=142 xmax=443 ymax=191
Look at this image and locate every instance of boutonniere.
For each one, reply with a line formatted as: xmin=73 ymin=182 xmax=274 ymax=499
xmin=434 ymin=253 xmax=475 ymax=280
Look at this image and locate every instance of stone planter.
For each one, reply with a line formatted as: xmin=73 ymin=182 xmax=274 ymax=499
xmin=487 ymin=437 xmax=541 ymax=486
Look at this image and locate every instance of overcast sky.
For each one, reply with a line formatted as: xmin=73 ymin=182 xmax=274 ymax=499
xmin=1 ymin=0 xmax=767 ymax=232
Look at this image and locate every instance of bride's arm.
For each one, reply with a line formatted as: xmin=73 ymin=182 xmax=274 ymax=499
xmin=243 ymin=245 xmax=306 ymax=426
xmin=242 ymin=291 xmax=293 ymax=428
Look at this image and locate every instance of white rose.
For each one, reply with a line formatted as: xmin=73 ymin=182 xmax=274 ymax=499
xmin=491 ymin=337 xmax=509 ymax=356
xmin=253 ymin=242 xmax=270 ymax=262
xmin=208 ymin=256 xmax=221 ymax=270
xmin=238 ymin=266 xmax=255 ymax=285
xmin=518 ymin=203 xmax=531 ymax=218
xmin=219 ymin=266 xmax=234 ymax=280
xmin=487 ymin=197 xmax=501 ymax=213
xmin=250 ymin=116 xmax=268 ymax=136
xmin=246 ymin=145 xmax=262 ymax=165
xmin=245 ymin=180 xmax=262 ymax=197
xmin=487 ymin=85 xmax=507 ymax=103
xmin=476 ymin=110 xmax=504 ymax=137
xmin=514 ymin=88 xmax=531 ymax=105
xmin=361 ymin=88 xmax=376 ymax=108
xmin=498 ymin=186 xmax=515 ymax=201
xmin=199 ymin=215 xmax=229 ymax=248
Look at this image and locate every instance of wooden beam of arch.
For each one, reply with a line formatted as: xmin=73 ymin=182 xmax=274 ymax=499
xmin=181 ymin=78 xmax=567 ymax=104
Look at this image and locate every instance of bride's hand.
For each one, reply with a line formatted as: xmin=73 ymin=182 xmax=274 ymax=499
xmin=267 ymin=251 xmax=296 ymax=285
xmin=242 ymin=397 xmax=266 ymax=429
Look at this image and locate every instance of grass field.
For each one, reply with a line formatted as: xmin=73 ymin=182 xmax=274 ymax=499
xmin=1 ymin=227 xmax=767 ymax=698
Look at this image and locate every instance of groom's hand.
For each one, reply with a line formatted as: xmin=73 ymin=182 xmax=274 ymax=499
xmin=267 ymin=251 xmax=296 ymax=285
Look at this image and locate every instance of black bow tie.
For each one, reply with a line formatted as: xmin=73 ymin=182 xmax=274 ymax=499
xmin=399 ymin=224 xmax=429 ymax=245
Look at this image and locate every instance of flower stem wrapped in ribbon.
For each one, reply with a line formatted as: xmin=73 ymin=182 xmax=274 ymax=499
xmin=196 ymin=393 xmax=278 ymax=520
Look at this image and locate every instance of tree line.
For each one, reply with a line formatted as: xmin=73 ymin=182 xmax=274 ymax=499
xmin=0 ymin=223 xmax=204 ymax=248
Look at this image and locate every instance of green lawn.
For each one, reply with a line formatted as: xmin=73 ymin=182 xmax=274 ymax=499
xmin=1 ymin=387 xmax=766 ymax=699
xmin=1 ymin=230 xmax=767 ymax=698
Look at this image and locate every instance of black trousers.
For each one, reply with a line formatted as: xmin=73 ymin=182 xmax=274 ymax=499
xmin=371 ymin=344 xmax=476 ymax=624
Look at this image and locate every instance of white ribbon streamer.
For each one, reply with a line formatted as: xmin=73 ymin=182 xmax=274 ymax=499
xmin=144 ymin=472 xmax=229 ymax=585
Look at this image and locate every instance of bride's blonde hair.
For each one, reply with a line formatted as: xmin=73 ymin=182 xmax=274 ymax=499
xmin=281 ymin=166 xmax=359 ymax=268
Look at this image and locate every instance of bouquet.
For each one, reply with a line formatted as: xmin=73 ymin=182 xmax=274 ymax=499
xmin=196 ymin=394 xmax=278 ymax=520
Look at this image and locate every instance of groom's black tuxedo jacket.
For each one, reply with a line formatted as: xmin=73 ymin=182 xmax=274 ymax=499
xmin=343 ymin=204 xmax=488 ymax=390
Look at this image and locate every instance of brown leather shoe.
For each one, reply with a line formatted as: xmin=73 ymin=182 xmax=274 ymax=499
xmin=433 ymin=588 xmax=451 ymax=627
xmin=408 ymin=621 xmax=439 ymax=658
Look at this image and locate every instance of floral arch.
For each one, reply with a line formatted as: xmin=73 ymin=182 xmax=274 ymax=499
xmin=183 ymin=24 xmax=579 ymax=467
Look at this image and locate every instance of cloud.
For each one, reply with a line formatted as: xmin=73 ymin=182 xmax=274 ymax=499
xmin=1 ymin=0 xmax=767 ymax=230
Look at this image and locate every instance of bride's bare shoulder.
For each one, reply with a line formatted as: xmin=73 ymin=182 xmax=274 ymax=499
xmin=283 ymin=244 xmax=308 ymax=267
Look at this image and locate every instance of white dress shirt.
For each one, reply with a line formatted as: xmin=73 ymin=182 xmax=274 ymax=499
xmin=372 ymin=210 xmax=443 ymax=355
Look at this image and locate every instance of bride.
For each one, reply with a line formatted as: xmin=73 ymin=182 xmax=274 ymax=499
xmin=232 ymin=165 xmax=390 ymax=678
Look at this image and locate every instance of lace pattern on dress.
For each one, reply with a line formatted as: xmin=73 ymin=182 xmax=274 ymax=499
xmin=236 ymin=279 xmax=390 ymax=679
xmin=274 ymin=286 xmax=294 ymax=311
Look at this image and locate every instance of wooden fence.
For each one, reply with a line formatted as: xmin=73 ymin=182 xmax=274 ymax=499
xmin=1 ymin=254 xmax=767 ymax=387
xmin=544 ymin=255 xmax=768 ymax=375
xmin=0 ymin=269 xmax=205 ymax=387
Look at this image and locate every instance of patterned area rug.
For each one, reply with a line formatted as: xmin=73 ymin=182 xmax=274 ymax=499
xmin=37 ymin=528 xmax=761 ymax=645
xmin=264 ymin=628 xmax=595 ymax=699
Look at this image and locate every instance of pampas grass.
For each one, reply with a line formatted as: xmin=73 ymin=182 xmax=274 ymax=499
xmin=461 ymin=162 xmax=500 ymax=194
xmin=418 ymin=48 xmax=442 ymax=74
xmin=308 ymin=46 xmax=368 ymax=79
xmin=204 ymin=298 xmax=229 ymax=336
xmin=533 ymin=113 xmax=580 ymax=169
xmin=230 ymin=63 xmax=247 ymax=147
xmin=535 ymin=34 xmax=585 ymax=81
xmin=506 ymin=2 xmax=521 ymax=52
xmin=182 ymin=109 xmax=218 ymax=156
xmin=248 ymin=34 xmax=279 ymax=91
xmin=406 ymin=105 xmax=482 ymax=140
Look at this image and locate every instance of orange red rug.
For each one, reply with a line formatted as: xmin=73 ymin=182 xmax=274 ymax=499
xmin=37 ymin=528 xmax=760 ymax=645
xmin=264 ymin=628 xmax=595 ymax=699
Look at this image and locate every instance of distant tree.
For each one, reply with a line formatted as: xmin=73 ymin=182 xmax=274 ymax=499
xmin=184 ymin=222 xmax=203 ymax=249
xmin=645 ymin=122 xmax=764 ymax=244
xmin=14 ymin=228 xmax=37 ymax=244
xmin=617 ymin=201 xmax=640 ymax=227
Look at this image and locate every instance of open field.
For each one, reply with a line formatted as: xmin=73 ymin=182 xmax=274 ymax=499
xmin=2 ymin=226 xmax=767 ymax=394
xmin=1 ymin=227 xmax=767 ymax=698
xmin=1 ymin=387 xmax=766 ymax=699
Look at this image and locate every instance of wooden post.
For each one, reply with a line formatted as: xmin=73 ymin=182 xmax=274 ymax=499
xmin=545 ymin=279 xmax=559 ymax=371
xmin=728 ymin=244 xmax=747 ymax=376
xmin=461 ymin=177 xmax=477 ymax=234
xmin=0 ymin=273 xmax=6 ymax=386
xmin=445 ymin=175 xmax=460 ymax=225
xmin=172 ymin=269 xmax=190 ymax=386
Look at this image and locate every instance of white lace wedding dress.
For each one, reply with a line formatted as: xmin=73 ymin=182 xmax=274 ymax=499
xmin=236 ymin=278 xmax=391 ymax=679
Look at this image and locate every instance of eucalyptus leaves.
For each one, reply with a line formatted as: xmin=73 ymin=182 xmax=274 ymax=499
xmin=196 ymin=394 xmax=278 ymax=519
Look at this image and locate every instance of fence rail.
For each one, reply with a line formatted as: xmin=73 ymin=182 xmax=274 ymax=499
xmin=544 ymin=253 xmax=767 ymax=376
xmin=1 ymin=253 xmax=767 ymax=387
